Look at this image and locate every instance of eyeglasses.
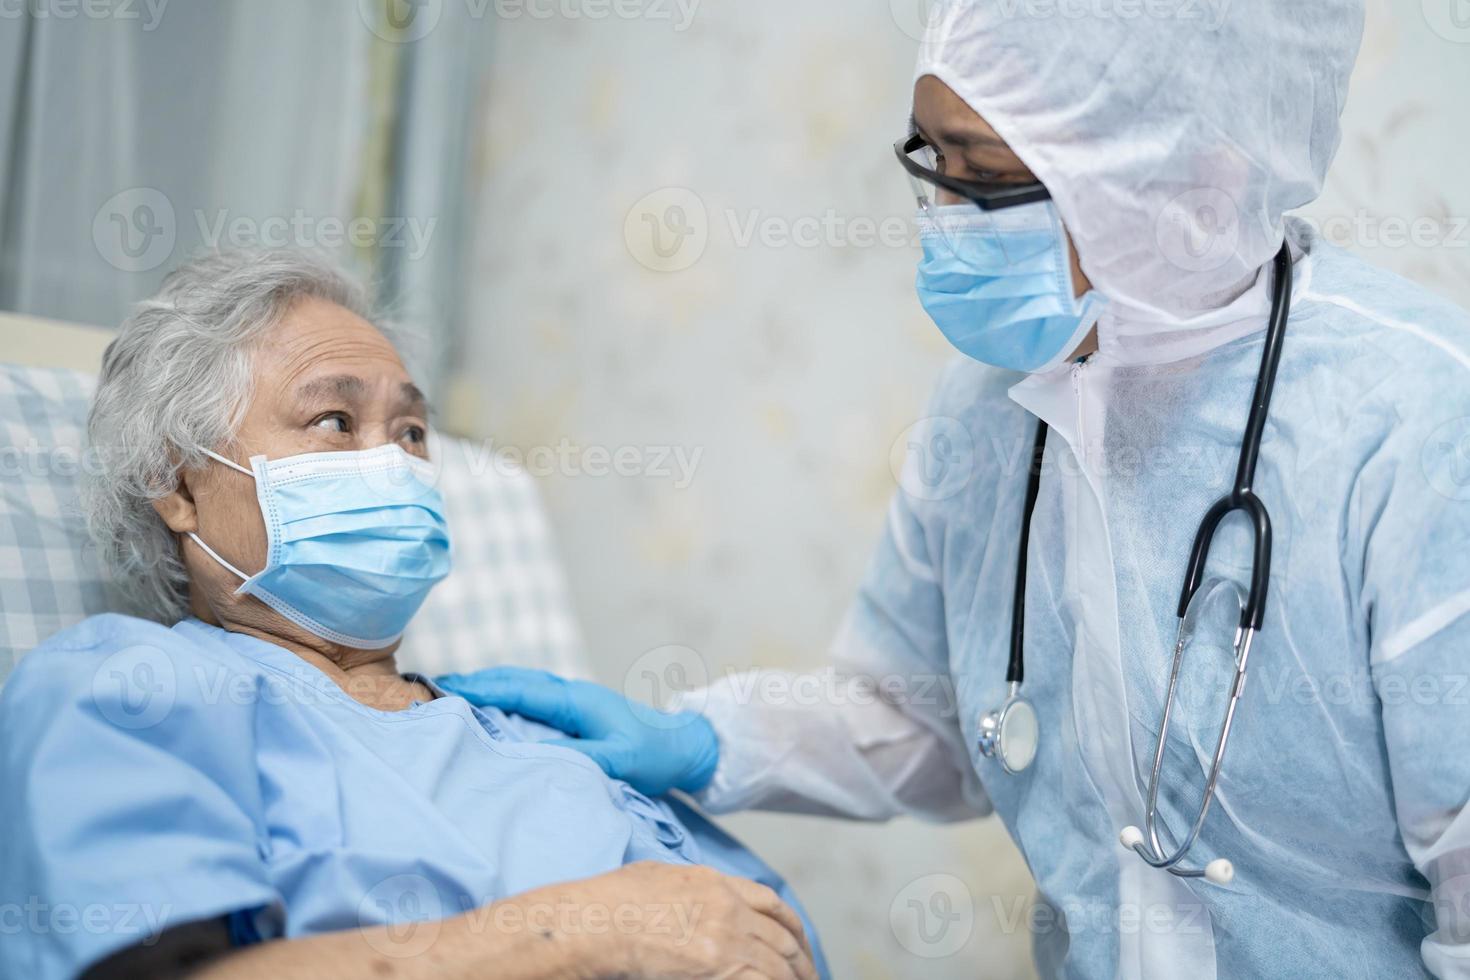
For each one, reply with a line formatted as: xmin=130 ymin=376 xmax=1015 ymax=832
xmin=894 ymin=133 xmax=1050 ymax=212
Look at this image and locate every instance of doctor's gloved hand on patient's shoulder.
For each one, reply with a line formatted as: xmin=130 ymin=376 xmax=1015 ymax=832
xmin=436 ymin=666 xmax=720 ymax=797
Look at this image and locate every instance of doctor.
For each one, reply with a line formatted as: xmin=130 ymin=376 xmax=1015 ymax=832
xmin=444 ymin=0 xmax=1470 ymax=975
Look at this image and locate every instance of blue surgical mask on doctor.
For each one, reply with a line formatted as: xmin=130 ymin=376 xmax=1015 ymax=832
xmin=188 ymin=443 xmax=452 ymax=649
xmin=915 ymin=200 xmax=1106 ymax=373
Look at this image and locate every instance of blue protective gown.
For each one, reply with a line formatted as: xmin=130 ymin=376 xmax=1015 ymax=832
xmin=692 ymin=224 xmax=1470 ymax=977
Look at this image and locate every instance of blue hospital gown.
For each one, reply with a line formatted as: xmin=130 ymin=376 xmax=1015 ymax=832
xmin=0 ymin=614 xmax=828 ymax=979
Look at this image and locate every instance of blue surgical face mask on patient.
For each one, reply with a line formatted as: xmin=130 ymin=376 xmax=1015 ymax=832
xmin=188 ymin=443 xmax=452 ymax=649
xmin=915 ymin=200 xmax=1106 ymax=373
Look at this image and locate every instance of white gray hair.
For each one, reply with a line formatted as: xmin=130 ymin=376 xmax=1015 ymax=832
xmin=83 ymin=249 xmax=394 ymax=623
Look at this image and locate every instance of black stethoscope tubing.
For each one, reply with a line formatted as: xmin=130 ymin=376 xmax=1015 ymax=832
xmin=1008 ymin=240 xmax=1294 ymax=682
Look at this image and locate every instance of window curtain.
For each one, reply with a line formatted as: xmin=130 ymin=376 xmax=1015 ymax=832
xmin=0 ymin=0 xmax=491 ymax=397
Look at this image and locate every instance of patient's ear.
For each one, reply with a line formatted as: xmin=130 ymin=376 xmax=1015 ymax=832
xmin=151 ymin=471 xmax=199 ymax=534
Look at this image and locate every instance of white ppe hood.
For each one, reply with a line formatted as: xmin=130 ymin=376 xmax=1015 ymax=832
xmin=914 ymin=0 xmax=1364 ymax=338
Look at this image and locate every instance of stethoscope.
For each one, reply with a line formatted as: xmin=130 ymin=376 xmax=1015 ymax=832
xmin=977 ymin=242 xmax=1294 ymax=887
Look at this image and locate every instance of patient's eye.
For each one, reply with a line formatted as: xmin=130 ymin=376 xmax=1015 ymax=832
xmin=313 ymin=412 xmax=350 ymax=434
xmin=400 ymin=424 xmax=426 ymax=446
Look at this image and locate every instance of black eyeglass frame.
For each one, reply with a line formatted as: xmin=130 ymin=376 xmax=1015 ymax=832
xmin=895 ymin=133 xmax=1051 ymax=212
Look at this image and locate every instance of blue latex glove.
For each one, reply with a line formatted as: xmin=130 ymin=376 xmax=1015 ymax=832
xmin=436 ymin=666 xmax=720 ymax=797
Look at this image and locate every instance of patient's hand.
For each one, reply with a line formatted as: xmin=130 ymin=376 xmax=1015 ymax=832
xmin=114 ymin=861 xmax=814 ymax=980
xmin=438 ymin=666 xmax=720 ymax=797
xmin=543 ymin=861 xmax=816 ymax=980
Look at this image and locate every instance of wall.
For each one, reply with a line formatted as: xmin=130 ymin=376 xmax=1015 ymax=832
xmin=457 ymin=2 xmax=1470 ymax=976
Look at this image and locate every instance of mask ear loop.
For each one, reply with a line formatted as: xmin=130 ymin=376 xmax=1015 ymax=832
xmin=186 ymin=532 xmax=250 ymax=582
xmin=186 ymin=447 xmax=258 ymax=583
xmin=199 ymin=446 xmax=254 ymax=477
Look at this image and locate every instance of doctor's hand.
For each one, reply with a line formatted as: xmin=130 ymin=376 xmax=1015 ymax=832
xmin=437 ymin=666 xmax=720 ymax=797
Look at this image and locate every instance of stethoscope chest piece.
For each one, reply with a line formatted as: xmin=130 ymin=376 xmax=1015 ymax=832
xmin=978 ymin=687 xmax=1039 ymax=774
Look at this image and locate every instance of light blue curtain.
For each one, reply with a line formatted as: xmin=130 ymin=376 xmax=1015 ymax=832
xmin=0 ymin=0 xmax=491 ymax=395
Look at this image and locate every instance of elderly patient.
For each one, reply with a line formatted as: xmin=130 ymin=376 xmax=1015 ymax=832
xmin=0 ymin=250 xmax=824 ymax=980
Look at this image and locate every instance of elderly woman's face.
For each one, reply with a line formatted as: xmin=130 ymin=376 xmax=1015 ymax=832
xmin=229 ymin=296 xmax=428 ymax=464
xmin=157 ymin=296 xmax=429 ymax=644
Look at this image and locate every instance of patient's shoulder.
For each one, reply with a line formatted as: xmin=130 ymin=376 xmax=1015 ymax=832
xmin=5 ymin=613 xmax=172 ymax=697
xmin=18 ymin=612 xmax=175 ymax=655
xmin=1 ymin=613 xmax=261 ymax=742
xmin=7 ymin=612 xmax=251 ymax=683
xmin=0 ymin=615 xmax=273 ymax=852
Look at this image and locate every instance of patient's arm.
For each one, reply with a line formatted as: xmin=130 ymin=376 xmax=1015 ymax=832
xmin=84 ymin=862 xmax=816 ymax=980
xmin=84 ymin=908 xmax=579 ymax=980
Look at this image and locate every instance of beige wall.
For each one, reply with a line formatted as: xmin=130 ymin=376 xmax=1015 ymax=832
xmin=455 ymin=2 xmax=1470 ymax=976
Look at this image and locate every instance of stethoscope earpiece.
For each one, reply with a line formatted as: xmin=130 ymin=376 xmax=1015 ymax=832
xmin=1121 ymin=825 xmax=1235 ymax=884
xmin=1205 ymin=859 xmax=1235 ymax=885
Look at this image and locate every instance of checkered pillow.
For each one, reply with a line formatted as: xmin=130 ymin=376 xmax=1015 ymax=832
xmin=0 ymin=363 xmax=590 ymax=684
xmin=0 ymin=366 xmax=120 ymax=675
xmin=397 ymin=432 xmax=591 ymax=680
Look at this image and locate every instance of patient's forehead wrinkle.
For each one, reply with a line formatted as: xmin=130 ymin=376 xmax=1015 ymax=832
xmin=252 ymin=301 xmax=421 ymax=417
xmin=274 ymin=336 xmax=394 ymax=384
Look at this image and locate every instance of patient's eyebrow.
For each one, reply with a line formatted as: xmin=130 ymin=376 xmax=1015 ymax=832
xmin=399 ymin=381 xmax=428 ymax=414
xmin=292 ymin=375 xmax=430 ymax=415
xmin=294 ymin=374 xmax=365 ymax=404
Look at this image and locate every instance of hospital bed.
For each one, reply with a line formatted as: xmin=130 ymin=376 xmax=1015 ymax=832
xmin=0 ymin=309 xmax=592 ymax=685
